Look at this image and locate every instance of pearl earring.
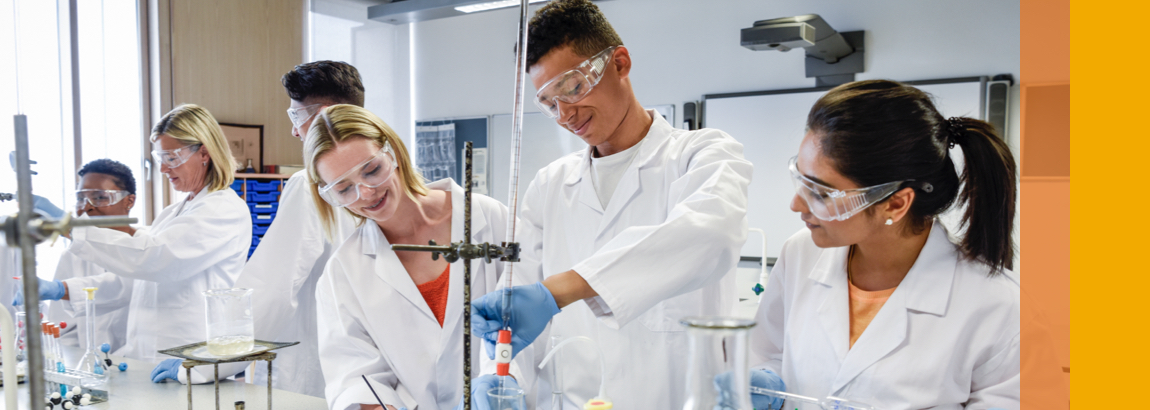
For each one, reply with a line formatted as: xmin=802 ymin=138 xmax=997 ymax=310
xmin=885 ymin=218 xmax=894 ymax=226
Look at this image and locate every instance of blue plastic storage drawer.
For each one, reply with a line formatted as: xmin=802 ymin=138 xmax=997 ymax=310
xmin=251 ymin=235 xmax=261 ymax=247
xmin=249 ymin=202 xmax=278 ymax=214
xmin=247 ymin=192 xmax=279 ymax=202
xmin=230 ymin=181 xmax=244 ymax=191
xmin=252 ymin=213 xmax=276 ymax=225
xmin=247 ymin=180 xmax=281 ymax=193
xmin=253 ymin=225 xmax=270 ymax=236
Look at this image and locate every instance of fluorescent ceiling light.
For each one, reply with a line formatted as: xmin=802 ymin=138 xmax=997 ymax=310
xmin=455 ymin=0 xmax=548 ymax=14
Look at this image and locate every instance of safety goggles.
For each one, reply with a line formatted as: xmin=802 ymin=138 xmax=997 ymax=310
xmin=789 ymin=156 xmax=907 ymax=221
xmin=533 ymin=46 xmax=618 ymax=119
xmin=75 ymin=189 xmax=130 ymax=209
xmin=317 ymin=142 xmax=398 ymax=207
xmin=151 ymin=144 xmax=202 ymax=169
xmin=287 ymin=104 xmax=323 ymax=130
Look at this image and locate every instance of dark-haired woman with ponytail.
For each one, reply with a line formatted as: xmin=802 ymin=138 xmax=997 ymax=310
xmin=748 ymin=80 xmax=1022 ymax=409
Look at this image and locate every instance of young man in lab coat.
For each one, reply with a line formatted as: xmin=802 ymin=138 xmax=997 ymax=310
xmin=50 ymin=159 xmax=136 ymax=351
xmin=470 ymin=1 xmax=753 ymax=408
xmin=157 ymin=61 xmax=361 ymax=396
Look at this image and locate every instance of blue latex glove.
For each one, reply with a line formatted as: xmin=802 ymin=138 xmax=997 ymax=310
xmin=12 ymin=278 xmax=66 ymax=306
xmin=749 ymin=369 xmax=786 ymax=410
xmin=452 ymin=374 xmax=519 ymax=410
xmin=32 ymin=195 xmax=65 ymax=219
xmin=471 ymin=283 xmax=560 ymax=359
xmin=150 ymin=358 xmax=183 ymax=383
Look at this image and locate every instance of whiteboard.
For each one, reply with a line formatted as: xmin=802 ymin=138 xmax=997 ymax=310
xmin=704 ymin=79 xmax=985 ymax=259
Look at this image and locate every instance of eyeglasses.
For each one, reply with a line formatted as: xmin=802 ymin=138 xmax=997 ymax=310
xmin=533 ymin=46 xmax=618 ymax=119
xmin=151 ymin=144 xmax=202 ymax=169
xmin=317 ymin=142 xmax=399 ymax=207
xmin=75 ymin=189 xmax=130 ymax=209
xmin=788 ymin=156 xmax=907 ymax=221
xmin=287 ymin=104 xmax=323 ymax=130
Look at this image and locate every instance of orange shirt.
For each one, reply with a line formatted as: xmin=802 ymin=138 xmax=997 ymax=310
xmin=848 ymin=281 xmax=897 ymax=349
xmin=417 ymin=265 xmax=451 ymax=327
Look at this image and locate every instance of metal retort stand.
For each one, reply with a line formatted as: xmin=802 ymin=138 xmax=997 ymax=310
xmin=390 ymin=142 xmax=520 ymax=410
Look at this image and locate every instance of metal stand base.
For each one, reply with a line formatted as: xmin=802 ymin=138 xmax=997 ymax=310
xmin=181 ymin=351 xmax=277 ymax=410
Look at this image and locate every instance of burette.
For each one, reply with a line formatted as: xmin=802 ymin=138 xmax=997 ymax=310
xmin=495 ymin=0 xmax=532 ymax=373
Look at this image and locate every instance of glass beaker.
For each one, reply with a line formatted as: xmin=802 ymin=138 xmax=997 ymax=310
xmin=487 ymin=387 xmax=527 ymax=410
xmin=681 ymin=316 xmax=755 ymax=410
xmin=203 ymin=288 xmax=254 ymax=356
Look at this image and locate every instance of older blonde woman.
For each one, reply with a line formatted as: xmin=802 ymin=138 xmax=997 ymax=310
xmin=307 ymin=105 xmax=516 ymax=410
xmin=39 ymin=104 xmax=252 ymax=384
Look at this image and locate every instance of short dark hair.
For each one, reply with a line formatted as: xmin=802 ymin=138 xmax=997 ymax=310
xmin=78 ymin=159 xmax=137 ymax=195
xmin=808 ymin=80 xmax=1017 ymax=274
xmin=526 ymin=0 xmax=623 ymax=69
xmin=281 ymin=61 xmax=365 ymax=107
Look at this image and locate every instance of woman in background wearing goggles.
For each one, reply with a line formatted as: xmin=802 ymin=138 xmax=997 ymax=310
xmin=43 ymin=159 xmax=136 ymax=353
xmin=23 ymin=104 xmax=253 ymax=385
xmin=746 ymin=80 xmax=1061 ymax=409
xmin=305 ymin=105 xmax=517 ymax=410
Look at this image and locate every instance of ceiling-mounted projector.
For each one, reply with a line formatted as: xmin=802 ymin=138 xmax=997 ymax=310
xmin=741 ymin=14 xmax=865 ymax=86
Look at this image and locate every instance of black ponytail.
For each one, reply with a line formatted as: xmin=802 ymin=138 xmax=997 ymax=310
xmin=949 ymin=118 xmax=1018 ymax=273
xmin=807 ymin=80 xmax=1018 ymax=274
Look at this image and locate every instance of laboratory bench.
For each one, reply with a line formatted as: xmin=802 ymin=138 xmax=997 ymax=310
xmin=1 ymin=345 xmax=327 ymax=409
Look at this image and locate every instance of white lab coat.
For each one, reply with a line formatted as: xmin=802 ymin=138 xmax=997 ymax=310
xmin=515 ymin=111 xmax=752 ymax=410
xmin=49 ymin=250 xmax=131 ymax=351
xmin=750 ymin=223 xmax=1021 ymax=409
xmin=316 ymin=180 xmax=515 ymax=410
xmin=204 ymin=170 xmax=357 ymax=397
xmin=64 ymin=186 xmax=251 ymax=381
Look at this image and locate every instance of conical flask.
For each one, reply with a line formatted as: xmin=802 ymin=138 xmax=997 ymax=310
xmin=75 ymin=287 xmax=108 ymax=386
xmin=681 ymin=317 xmax=755 ymax=410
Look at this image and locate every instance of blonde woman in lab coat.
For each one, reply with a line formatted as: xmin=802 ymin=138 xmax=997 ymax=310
xmin=750 ymin=80 xmax=1059 ymax=409
xmin=32 ymin=104 xmax=251 ymax=384
xmin=306 ymin=105 xmax=513 ymax=410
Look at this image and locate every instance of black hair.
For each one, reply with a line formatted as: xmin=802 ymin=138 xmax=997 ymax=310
xmin=525 ymin=0 xmax=623 ymax=69
xmin=281 ymin=61 xmax=365 ymax=107
xmin=78 ymin=158 xmax=137 ymax=195
xmin=808 ymin=80 xmax=1018 ymax=274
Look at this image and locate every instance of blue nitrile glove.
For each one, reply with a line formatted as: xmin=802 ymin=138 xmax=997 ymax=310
xmin=471 ymin=283 xmax=560 ymax=359
xmin=715 ymin=369 xmax=786 ymax=409
xmin=749 ymin=369 xmax=786 ymax=410
xmin=150 ymin=358 xmax=183 ymax=383
xmin=452 ymin=374 xmax=519 ymax=410
xmin=33 ymin=195 xmax=65 ymax=219
xmin=13 ymin=278 xmax=66 ymax=306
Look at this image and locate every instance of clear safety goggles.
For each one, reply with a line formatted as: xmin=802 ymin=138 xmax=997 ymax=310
xmin=789 ymin=156 xmax=907 ymax=221
xmin=533 ymin=46 xmax=618 ymax=119
xmin=317 ymin=142 xmax=398 ymax=207
xmin=287 ymin=104 xmax=322 ymax=130
xmin=151 ymin=144 xmax=202 ymax=169
xmin=75 ymin=189 xmax=130 ymax=209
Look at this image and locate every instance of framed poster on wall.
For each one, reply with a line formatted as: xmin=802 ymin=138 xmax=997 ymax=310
xmin=220 ymin=123 xmax=264 ymax=172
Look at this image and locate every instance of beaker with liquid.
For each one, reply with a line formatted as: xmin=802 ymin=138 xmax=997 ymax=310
xmin=203 ymin=288 xmax=254 ymax=356
xmin=487 ymin=386 xmax=527 ymax=410
xmin=681 ymin=316 xmax=755 ymax=410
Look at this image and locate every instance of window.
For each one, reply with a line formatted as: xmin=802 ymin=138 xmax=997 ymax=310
xmin=1 ymin=0 xmax=144 ymax=279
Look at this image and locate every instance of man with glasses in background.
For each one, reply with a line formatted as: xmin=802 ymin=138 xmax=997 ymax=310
xmin=41 ymin=159 xmax=137 ymax=352
xmin=467 ymin=0 xmax=754 ymax=408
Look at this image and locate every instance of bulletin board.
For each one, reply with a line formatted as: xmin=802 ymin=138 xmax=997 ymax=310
xmin=703 ymin=77 xmax=987 ymax=260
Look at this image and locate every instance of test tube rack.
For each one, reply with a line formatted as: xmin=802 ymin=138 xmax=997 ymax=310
xmin=42 ymin=369 xmax=108 ymax=405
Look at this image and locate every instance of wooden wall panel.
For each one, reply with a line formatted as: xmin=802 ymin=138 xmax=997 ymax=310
xmin=168 ymin=0 xmax=305 ymax=168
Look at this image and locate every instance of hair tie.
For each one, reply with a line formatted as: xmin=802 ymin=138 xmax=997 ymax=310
xmin=945 ymin=117 xmax=964 ymax=149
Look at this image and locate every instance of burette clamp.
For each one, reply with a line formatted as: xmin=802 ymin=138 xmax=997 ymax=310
xmin=499 ymin=242 xmax=520 ymax=262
